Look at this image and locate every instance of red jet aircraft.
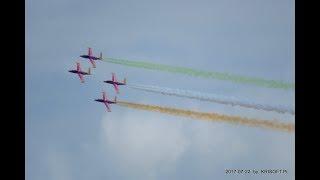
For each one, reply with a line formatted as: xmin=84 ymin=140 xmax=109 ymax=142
xmin=80 ymin=47 xmax=102 ymax=68
xmin=68 ymin=62 xmax=91 ymax=83
xmin=104 ymin=73 xmax=126 ymax=94
xmin=95 ymin=92 xmax=117 ymax=112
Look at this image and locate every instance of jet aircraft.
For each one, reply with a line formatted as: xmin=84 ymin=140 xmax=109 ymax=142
xmin=104 ymin=73 xmax=126 ymax=94
xmin=80 ymin=47 xmax=102 ymax=68
xmin=95 ymin=91 xmax=117 ymax=112
xmin=68 ymin=62 xmax=91 ymax=83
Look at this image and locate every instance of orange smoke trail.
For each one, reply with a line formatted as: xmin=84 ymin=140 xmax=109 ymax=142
xmin=117 ymin=101 xmax=294 ymax=133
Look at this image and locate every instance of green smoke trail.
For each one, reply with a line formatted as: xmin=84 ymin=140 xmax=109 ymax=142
xmin=102 ymin=58 xmax=294 ymax=90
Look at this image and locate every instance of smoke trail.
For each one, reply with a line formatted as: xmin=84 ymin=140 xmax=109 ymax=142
xmin=117 ymin=101 xmax=294 ymax=132
xmin=128 ymin=84 xmax=295 ymax=115
xmin=102 ymin=58 xmax=294 ymax=90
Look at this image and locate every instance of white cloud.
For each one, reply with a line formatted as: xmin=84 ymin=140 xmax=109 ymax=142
xmin=99 ymin=102 xmax=294 ymax=179
xmin=100 ymin=110 xmax=189 ymax=179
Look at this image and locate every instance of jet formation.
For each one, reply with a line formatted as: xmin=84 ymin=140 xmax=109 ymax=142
xmin=68 ymin=47 xmax=126 ymax=112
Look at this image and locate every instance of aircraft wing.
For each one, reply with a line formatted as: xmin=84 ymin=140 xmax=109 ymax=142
xmin=78 ymin=73 xmax=84 ymax=83
xmin=104 ymin=102 xmax=111 ymax=112
xmin=77 ymin=62 xmax=81 ymax=71
xmin=113 ymin=84 xmax=119 ymax=94
xmin=90 ymin=59 xmax=96 ymax=68
xmin=112 ymin=73 xmax=117 ymax=82
xmin=102 ymin=92 xmax=106 ymax=101
xmin=88 ymin=47 xmax=93 ymax=56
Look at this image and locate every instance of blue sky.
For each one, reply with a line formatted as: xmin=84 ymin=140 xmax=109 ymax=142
xmin=26 ymin=0 xmax=294 ymax=179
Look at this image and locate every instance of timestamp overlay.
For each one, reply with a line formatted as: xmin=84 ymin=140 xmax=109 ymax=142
xmin=225 ymin=169 xmax=288 ymax=176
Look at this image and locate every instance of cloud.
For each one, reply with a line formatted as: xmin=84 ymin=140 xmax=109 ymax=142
xmin=99 ymin=107 xmax=294 ymax=179
xmin=100 ymin=110 xmax=189 ymax=179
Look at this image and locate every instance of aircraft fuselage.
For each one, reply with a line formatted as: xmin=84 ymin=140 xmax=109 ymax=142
xmin=68 ymin=70 xmax=89 ymax=75
xmin=104 ymin=80 xmax=125 ymax=85
xmin=80 ymin=55 xmax=100 ymax=60
xmin=94 ymin=99 xmax=116 ymax=104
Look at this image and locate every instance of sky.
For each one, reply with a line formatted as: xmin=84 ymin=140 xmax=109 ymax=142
xmin=26 ymin=0 xmax=295 ymax=180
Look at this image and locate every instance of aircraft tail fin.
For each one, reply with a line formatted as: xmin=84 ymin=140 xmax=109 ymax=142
xmin=99 ymin=52 xmax=103 ymax=60
xmin=123 ymin=78 xmax=126 ymax=84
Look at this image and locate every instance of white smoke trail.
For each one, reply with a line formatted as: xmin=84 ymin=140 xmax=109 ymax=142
xmin=128 ymin=84 xmax=295 ymax=115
